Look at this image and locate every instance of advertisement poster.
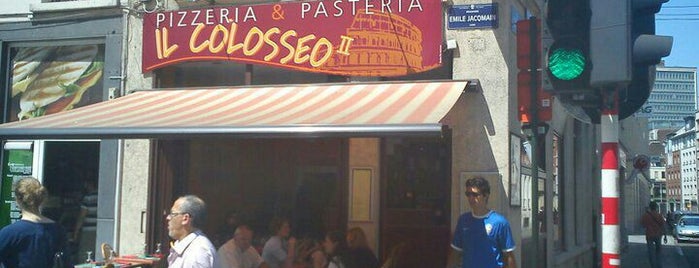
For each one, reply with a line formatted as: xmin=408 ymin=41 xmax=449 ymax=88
xmin=9 ymin=45 xmax=105 ymax=122
xmin=0 ymin=149 xmax=33 ymax=228
xmin=143 ymin=0 xmax=443 ymax=77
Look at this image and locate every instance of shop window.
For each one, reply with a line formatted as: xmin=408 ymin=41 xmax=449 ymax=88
xmin=383 ymin=137 xmax=450 ymax=211
xmin=41 ymin=141 xmax=100 ymax=264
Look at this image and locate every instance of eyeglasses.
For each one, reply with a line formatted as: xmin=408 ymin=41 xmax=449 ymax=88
xmin=465 ymin=191 xmax=482 ymax=197
xmin=165 ymin=211 xmax=188 ymax=218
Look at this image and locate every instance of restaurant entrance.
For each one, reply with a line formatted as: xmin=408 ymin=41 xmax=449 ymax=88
xmin=380 ymin=136 xmax=452 ymax=268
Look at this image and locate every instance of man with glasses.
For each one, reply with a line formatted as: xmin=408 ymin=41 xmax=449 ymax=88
xmin=448 ymin=176 xmax=516 ymax=268
xmin=167 ymin=195 xmax=217 ymax=268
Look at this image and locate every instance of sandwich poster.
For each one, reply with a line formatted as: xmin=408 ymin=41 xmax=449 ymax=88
xmin=142 ymin=0 xmax=442 ymax=77
xmin=9 ymin=45 xmax=105 ymax=122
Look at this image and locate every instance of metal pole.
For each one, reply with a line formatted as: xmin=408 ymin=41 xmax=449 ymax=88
xmin=601 ymin=88 xmax=620 ymax=267
xmin=528 ymin=17 xmax=540 ymax=268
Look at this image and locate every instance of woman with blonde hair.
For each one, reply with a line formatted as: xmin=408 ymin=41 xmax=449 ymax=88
xmin=0 ymin=177 xmax=68 ymax=267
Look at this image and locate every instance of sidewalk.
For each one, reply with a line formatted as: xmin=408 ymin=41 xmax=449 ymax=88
xmin=621 ymin=235 xmax=690 ymax=268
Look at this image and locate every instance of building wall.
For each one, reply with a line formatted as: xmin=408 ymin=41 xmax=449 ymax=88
xmin=647 ymin=66 xmax=698 ymax=130
xmin=446 ymin=0 xmax=522 ymax=265
xmin=666 ymin=121 xmax=698 ymax=212
xmin=117 ymin=140 xmax=151 ymax=254
xmin=650 ymin=166 xmax=667 ymax=213
xmin=547 ymin=103 xmax=599 ymax=268
xmin=347 ymin=138 xmax=380 ymax=253
xmin=668 ymin=151 xmax=682 ymax=210
xmin=620 ymin=116 xmax=652 ymax=235
xmin=441 ymin=2 xmax=601 ymax=268
xmin=681 ymin=145 xmax=697 ymax=210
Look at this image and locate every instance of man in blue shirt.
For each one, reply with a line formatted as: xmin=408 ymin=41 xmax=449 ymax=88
xmin=450 ymin=176 xmax=516 ymax=268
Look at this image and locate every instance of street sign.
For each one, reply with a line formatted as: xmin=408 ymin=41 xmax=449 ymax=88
xmin=633 ymin=154 xmax=650 ymax=171
xmin=448 ymin=4 xmax=498 ymax=29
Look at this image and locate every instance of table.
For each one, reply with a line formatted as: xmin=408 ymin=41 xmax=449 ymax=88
xmin=114 ymin=256 xmax=163 ymax=268
xmin=73 ymin=256 xmax=162 ymax=268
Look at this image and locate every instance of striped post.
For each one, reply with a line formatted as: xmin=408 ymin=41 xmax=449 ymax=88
xmin=601 ymin=90 xmax=620 ymax=267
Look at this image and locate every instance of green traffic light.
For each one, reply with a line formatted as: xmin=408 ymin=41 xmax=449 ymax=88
xmin=548 ymin=47 xmax=586 ymax=81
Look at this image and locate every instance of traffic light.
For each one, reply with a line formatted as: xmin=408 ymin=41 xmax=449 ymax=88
xmin=589 ymin=0 xmax=672 ymax=119
xmin=620 ymin=0 xmax=672 ymax=119
xmin=542 ymin=0 xmax=592 ymax=93
xmin=517 ymin=19 xmax=552 ymax=123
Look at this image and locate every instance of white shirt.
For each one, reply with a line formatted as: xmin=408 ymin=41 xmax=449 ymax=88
xmin=214 ymin=238 xmax=264 ymax=268
xmin=168 ymin=230 xmax=217 ymax=268
xmin=327 ymin=256 xmax=345 ymax=268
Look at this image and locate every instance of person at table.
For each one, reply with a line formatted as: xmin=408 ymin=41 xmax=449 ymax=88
xmin=0 ymin=177 xmax=70 ymax=268
xmin=323 ymin=231 xmax=350 ymax=268
xmin=293 ymin=238 xmax=326 ymax=268
xmin=72 ymin=178 xmax=99 ymax=264
xmin=213 ymin=210 xmax=241 ymax=248
xmin=346 ymin=227 xmax=379 ymax=268
xmin=262 ymin=217 xmax=296 ymax=268
xmin=215 ymin=225 xmax=269 ymax=268
xmin=166 ymin=195 xmax=217 ymax=268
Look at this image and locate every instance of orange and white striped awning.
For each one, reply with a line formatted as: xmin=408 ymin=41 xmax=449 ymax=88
xmin=0 ymin=80 xmax=468 ymax=139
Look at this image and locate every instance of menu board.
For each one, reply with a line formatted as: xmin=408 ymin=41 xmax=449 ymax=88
xmin=0 ymin=149 xmax=33 ymax=228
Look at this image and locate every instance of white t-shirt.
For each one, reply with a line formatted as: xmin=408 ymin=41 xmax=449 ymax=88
xmin=214 ymin=238 xmax=264 ymax=268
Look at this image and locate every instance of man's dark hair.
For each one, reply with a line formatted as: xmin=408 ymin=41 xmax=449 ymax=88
xmin=649 ymin=201 xmax=659 ymax=211
xmin=465 ymin=176 xmax=491 ymax=195
xmin=269 ymin=217 xmax=289 ymax=234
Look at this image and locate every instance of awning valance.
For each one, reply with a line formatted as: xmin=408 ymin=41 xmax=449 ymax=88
xmin=0 ymin=80 xmax=468 ymax=139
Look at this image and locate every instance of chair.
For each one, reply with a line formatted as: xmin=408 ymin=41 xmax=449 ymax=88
xmin=101 ymin=243 xmax=118 ymax=262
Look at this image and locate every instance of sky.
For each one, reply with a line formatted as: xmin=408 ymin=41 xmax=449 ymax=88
xmin=656 ymin=0 xmax=699 ymax=69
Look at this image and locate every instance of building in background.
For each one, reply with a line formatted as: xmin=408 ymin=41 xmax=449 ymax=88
xmin=649 ymin=128 xmax=673 ymax=214
xmin=645 ymin=65 xmax=698 ymax=130
xmin=665 ymin=116 xmax=698 ymax=211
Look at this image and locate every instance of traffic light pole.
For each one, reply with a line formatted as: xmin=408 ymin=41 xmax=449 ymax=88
xmin=527 ymin=17 xmax=540 ymax=268
xmin=600 ymin=88 xmax=620 ymax=268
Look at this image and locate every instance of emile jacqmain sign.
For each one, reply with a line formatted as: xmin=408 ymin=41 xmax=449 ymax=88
xmin=142 ymin=0 xmax=443 ymax=77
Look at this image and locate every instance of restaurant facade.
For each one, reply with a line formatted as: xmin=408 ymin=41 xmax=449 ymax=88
xmin=0 ymin=1 xmax=651 ymax=267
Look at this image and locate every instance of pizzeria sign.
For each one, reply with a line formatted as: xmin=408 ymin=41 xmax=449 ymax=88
xmin=142 ymin=0 xmax=443 ymax=77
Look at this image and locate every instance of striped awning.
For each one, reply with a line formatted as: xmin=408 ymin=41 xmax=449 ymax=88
xmin=0 ymin=80 xmax=468 ymax=139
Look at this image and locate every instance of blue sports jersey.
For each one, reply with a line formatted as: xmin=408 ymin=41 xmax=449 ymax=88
xmin=451 ymin=210 xmax=516 ymax=268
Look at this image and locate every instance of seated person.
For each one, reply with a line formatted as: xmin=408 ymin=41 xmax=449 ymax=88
xmin=293 ymin=238 xmax=326 ymax=268
xmin=215 ymin=225 xmax=268 ymax=268
xmin=322 ymin=231 xmax=349 ymax=268
xmin=213 ymin=211 xmax=240 ymax=248
xmin=262 ymin=218 xmax=296 ymax=268
xmin=346 ymin=227 xmax=379 ymax=268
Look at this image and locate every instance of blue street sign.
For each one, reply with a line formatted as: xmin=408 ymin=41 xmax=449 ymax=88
xmin=448 ymin=4 xmax=498 ymax=29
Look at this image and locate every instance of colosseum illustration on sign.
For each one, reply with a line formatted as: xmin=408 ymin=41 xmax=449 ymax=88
xmin=320 ymin=10 xmax=438 ymax=77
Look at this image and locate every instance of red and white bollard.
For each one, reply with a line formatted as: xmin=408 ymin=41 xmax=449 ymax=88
xmin=601 ymin=90 xmax=620 ymax=267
